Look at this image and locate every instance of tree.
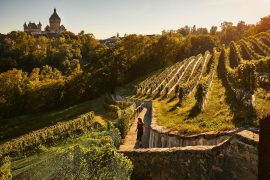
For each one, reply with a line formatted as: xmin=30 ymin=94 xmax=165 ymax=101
xmin=182 ymin=34 xmax=218 ymax=57
xmin=257 ymin=15 xmax=270 ymax=32
xmin=195 ymin=28 xmax=209 ymax=34
xmin=177 ymin=25 xmax=191 ymax=36
xmin=210 ymin=26 xmax=218 ymax=35
xmin=0 ymin=69 xmax=28 ymax=117
xmin=220 ymin=21 xmax=238 ymax=45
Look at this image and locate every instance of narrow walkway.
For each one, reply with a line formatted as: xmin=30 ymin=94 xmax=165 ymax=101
xmin=119 ymin=108 xmax=148 ymax=151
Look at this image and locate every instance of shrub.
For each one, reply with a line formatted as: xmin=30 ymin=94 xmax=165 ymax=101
xmin=116 ymin=103 xmax=136 ymax=138
xmin=103 ymin=96 xmax=136 ymax=138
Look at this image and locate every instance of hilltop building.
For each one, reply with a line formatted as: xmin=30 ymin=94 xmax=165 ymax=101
xmin=100 ymin=33 xmax=121 ymax=46
xmin=23 ymin=8 xmax=66 ymax=37
xmin=23 ymin=21 xmax=42 ymax=35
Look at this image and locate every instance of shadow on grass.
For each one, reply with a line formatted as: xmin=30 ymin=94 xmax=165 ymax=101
xmin=152 ymin=92 xmax=161 ymax=100
xmin=167 ymin=96 xmax=176 ymax=103
xmin=159 ymin=93 xmax=168 ymax=100
xmin=217 ymin=58 xmax=257 ymax=128
xmin=188 ymin=104 xmax=200 ymax=118
xmin=168 ymin=100 xmax=182 ymax=112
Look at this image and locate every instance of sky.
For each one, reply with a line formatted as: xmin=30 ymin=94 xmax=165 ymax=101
xmin=0 ymin=0 xmax=270 ymax=39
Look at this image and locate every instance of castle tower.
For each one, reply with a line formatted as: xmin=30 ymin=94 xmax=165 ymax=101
xmin=49 ymin=8 xmax=61 ymax=33
xmin=23 ymin=22 xmax=27 ymax=31
xmin=38 ymin=21 xmax=42 ymax=30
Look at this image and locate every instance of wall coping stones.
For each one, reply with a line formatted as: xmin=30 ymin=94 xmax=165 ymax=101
xmin=119 ymin=129 xmax=258 ymax=153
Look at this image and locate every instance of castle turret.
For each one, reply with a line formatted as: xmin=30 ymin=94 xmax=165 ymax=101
xmin=49 ymin=8 xmax=61 ymax=33
xmin=38 ymin=21 xmax=42 ymax=30
xmin=24 ymin=21 xmax=42 ymax=34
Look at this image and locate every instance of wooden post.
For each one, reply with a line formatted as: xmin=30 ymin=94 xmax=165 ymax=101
xmin=259 ymin=116 xmax=270 ymax=180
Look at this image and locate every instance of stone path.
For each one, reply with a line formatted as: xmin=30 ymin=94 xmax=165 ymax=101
xmin=119 ymin=108 xmax=148 ymax=151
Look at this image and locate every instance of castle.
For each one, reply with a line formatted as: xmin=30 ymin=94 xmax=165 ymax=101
xmin=24 ymin=8 xmax=66 ymax=36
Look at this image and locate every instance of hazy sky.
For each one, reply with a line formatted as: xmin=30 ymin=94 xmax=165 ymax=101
xmin=1 ymin=0 xmax=270 ymax=39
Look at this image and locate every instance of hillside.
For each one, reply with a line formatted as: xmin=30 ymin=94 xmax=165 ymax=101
xmin=0 ymin=95 xmax=135 ymax=179
xmin=1 ymin=18 xmax=270 ymax=179
xmin=133 ymin=31 xmax=270 ymax=134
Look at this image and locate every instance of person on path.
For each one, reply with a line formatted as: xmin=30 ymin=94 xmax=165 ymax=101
xmin=136 ymin=118 xmax=144 ymax=147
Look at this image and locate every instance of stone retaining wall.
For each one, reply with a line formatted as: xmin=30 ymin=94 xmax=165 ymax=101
xmin=117 ymin=96 xmax=259 ymax=179
xmin=121 ymin=130 xmax=259 ymax=180
xmin=149 ymin=108 xmax=239 ymax=148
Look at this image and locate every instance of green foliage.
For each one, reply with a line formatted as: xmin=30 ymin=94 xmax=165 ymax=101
xmin=220 ymin=22 xmax=239 ymax=45
xmin=0 ymin=67 xmax=66 ymax=118
xmin=14 ymin=130 xmax=132 ymax=180
xmin=0 ymin=99 xmax=102 ymax=143
xmin=103 ymin=96 xmax=136 ymax=138
xmin=104 ymin=103 xmax=121 ymax=119
xmin=218 ymin=19 xmax=270 ymax=45
xmin=229 ymin=41 xmax=242 ymax=68
xmin=195 ymin=51 xmax=217 ymax=111
xmin=250 ymin=36 xmax=270 ymax=55
xmin=254 ymin=56 xmax=270 ymax=73
xmin=182 ymin=34 xmax=218 ymax=57
xmin=0 ymin=112 xmax=95 ymax=157
xmin=239 ymin=39 xmax=263 ymax=60
xmin=174 ymin=52 xmax=211 ymax=102
xmin=115 ymin=103 xmax=136 ymax=138
xmin=0 ymin=157 xmax=12 ymax=180
xmin=217 ymin=48 xmax=229 ymax=81
xmin=114 ymin=101 xmax=135 ymax=109
xmin=228 ymin=62 xmax=256 ymax=92
xmin=0 ymin=31 xmax=97 ymax=73
xmin=219 ymin=46 xmax=256 ymax=92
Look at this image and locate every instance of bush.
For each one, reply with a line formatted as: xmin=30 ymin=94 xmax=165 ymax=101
xmin=103 ymin=96 xmax=136 ymax=138
xmin=116 ymin=103 xmax=136 ymax=138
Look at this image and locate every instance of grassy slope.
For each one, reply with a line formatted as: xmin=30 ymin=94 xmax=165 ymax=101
xmin=116 ymin=59 xmax=270 ymax=135
xmin=116 ymin=63 xmax=237 ymax=134
xmin=255 ymin=88 xmax=270 ymax=120
xmin=154 ymin=74 xmax=235 ymax=134
xmin=0 ymin=97 xmax=108 ymax=143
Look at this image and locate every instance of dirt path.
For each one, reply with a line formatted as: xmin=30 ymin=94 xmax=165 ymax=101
xmin=119 ymin=108 xmax=148 ymax=151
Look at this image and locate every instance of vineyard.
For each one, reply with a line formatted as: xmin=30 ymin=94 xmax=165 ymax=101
xmin=134 ymin=31 xmax=270 ymax=134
